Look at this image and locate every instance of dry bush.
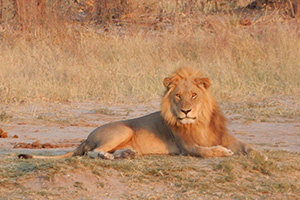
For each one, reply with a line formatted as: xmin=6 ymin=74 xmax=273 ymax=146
xmin=93 ymin=0 xmax=130 ymax=22
xmin=15 ymin=0 xmax=47 ymax=31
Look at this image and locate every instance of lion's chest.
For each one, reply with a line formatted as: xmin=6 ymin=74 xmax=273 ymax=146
xmin=175 ymin=127 xmax=218 ymax=147
xmin=131 ymin=129 xmax=180 ymax=155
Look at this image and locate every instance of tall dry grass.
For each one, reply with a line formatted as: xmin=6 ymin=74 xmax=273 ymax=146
xmin=0 ymin=1 xmax=299 ymax=104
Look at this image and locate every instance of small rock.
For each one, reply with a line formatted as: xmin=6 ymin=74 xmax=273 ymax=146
xmin=0 ymin=132 xmax=8 ymax=138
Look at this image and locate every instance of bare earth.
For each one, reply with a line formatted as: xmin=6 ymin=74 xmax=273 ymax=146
xmin=0 ymin=101 xmax=299 ymax=199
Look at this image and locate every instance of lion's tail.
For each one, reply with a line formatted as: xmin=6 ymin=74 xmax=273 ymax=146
xmin=18 ymin=152 xmax=74 ymax=159
xmin=17 ymin=140 xmax=89 ymax=159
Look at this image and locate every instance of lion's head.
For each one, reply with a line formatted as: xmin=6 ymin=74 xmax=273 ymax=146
xmin=161 ymin=67 xmax=216 ymax=127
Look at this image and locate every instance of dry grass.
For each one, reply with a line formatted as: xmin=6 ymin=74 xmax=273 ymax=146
xmin=1 ymin=20 xmax=299 ymax=104
xmin=0 ymin=0 xmax=299 ymax=105
xmin=0 ymin=150 xmax=299 ymax=199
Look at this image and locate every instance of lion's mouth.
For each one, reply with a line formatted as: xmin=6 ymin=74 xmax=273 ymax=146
xmin=178 ymin=117 xmax=196 ymax=124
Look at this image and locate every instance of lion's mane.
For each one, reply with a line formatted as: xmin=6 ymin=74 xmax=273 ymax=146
xmin=161 ymin=67 xmax=228 ymax=147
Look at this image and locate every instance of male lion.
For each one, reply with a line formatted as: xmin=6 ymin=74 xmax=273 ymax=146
xmin=18 ymin=67 xmax=263 ymax=160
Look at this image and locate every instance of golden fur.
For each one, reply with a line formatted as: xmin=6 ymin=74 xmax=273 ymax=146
xmin=18 ymin=67 xmax=263 ymax=160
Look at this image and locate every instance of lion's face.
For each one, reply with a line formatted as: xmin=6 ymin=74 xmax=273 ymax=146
xmin=170 ymin=81 xmax=203 ymax=124
xmin=161 ymin=67 xmax=213 ymax=126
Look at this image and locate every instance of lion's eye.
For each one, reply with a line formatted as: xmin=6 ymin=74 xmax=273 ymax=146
xmin=192 ymin=93 xmax=197 ymax=99
xmin=175 ymin=94 xmax=181 ymax=99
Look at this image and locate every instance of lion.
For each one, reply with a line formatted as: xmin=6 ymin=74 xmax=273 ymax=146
xmin=18 ymin=67 xmax=265 ymax=160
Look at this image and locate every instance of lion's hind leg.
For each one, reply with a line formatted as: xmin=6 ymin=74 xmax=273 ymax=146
xmin=86 ymin=122 xmax=135 ymax=159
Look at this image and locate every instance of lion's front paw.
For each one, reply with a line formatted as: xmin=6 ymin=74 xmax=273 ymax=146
xmin=211 ymin=146 xmax=234 ymax=157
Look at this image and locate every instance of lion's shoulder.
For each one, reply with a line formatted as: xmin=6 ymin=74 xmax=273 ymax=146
xmin=125 ymin=111 xmax=166 ymax=128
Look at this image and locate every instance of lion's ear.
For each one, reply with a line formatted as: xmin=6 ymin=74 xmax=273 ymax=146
xmin=163 ymin=77 xmax=178 ymax=89
xmin=194 ymin=77 xmax=211 ymax=89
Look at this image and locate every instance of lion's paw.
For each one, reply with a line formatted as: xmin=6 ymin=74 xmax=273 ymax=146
xmin=113 ymin=148 xmax=138 ymax=159
xmin=212 ymin=146 xmax=234 ymax=157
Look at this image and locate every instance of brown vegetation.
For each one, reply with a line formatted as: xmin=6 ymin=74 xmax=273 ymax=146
xmin=15 ymin=0 xmax=47 ymax=31
xmin=13 ymin=141 xmax=79 ymax=149
xmin=247 ymin=0 xmax=300 ymax=18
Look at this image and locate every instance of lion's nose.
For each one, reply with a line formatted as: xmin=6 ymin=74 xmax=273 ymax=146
xmin=181 ymin=109 xmax=192 ymax=115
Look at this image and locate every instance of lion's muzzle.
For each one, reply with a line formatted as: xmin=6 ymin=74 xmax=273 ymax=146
xmin=177 ymin=109 xmax=196 ymax=124
xmin=178 ymin=116 xmax=196 ymax=124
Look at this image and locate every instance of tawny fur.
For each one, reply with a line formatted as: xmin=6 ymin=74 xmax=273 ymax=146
xmin=18 ymin=67 xmax=264 ymax=160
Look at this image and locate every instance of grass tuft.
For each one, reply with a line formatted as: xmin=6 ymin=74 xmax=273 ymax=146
xmin=0 ymin=111 xmax=13 ymax=122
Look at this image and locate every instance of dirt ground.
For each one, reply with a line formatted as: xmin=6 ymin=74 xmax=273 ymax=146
xmin=0 ymin=101 xmax=299 ymax=199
